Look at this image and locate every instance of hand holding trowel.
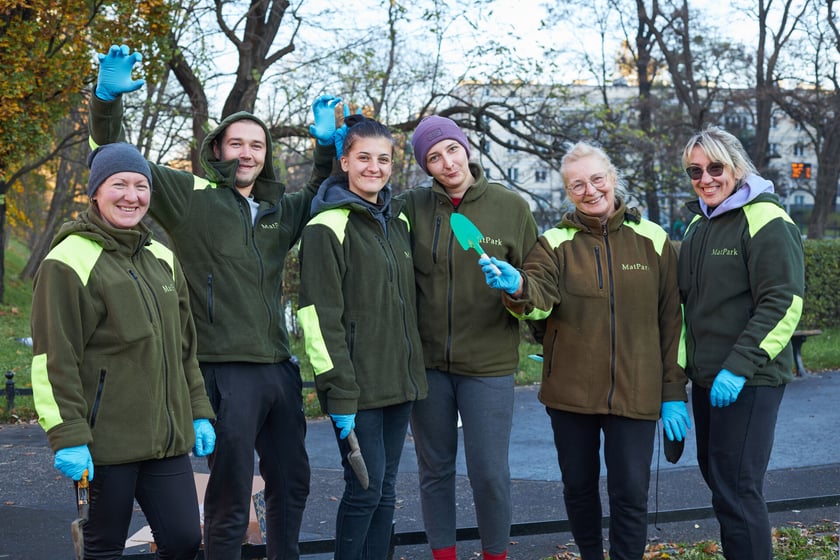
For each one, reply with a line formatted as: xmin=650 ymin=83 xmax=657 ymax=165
xmin=71 ymin=469 xmax=89 ymax=560
xmin=450 ymin=213 xmax=501 ymax=275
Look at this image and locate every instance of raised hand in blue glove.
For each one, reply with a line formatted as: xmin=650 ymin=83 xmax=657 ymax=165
xmin=309 ymin=95 xmax=342 ymax=146
xmin=330 ymin=413 xmax=356 ymax=440
xmin=334 ymin=104 xmax=365 ymax=157
xmin=96 ymin=44 xmax=145 ymax=101
xmin=193 ymin=418 xmax=216 ymax=457
xmin=710 ymin=368 xmax=746 ymax=408
xmin=660 ymin=401 xmax=691 ymax=442
xmin=479 ymin=256 xmax=521 ymax=294
xmin=54 ymin=444 xmax=94 ymax=481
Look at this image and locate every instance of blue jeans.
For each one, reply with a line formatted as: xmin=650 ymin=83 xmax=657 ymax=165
xmin=334 ymin=402 xmax=413 ymax=560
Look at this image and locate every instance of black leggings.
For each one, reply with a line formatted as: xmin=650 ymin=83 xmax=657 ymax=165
xmin=84 ymin=454 xmax=201 ymax=560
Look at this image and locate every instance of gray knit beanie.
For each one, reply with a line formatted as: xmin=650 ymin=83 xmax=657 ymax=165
xmin=411 ymin=115 xmax=470 ymax=175
xmin=87 ymin=143 xmax=152 ymax=198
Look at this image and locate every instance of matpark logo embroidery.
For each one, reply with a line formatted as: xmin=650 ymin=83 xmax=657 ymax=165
xmin=711 ymin=247 xmax=739 ymax=256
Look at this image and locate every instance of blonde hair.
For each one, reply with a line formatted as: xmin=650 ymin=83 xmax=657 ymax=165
xmin=560 ymin=141 xmax=626 ymax=194
xmin=681 ymin=125 xmax=756 ymax=181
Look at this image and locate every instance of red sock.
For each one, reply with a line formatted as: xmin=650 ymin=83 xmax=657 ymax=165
xmin=431 ymin=545 xmax=457 ymax=560
xmin=483 ymin=550 xmax=507 ymax=560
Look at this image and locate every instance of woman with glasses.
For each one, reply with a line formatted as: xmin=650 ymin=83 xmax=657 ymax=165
xmin=679 ymin=126 xmax=804 ymax=560
xmin=480 ymin=141 xmax=689 ymax=560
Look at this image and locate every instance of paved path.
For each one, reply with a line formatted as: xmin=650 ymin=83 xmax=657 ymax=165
xmin=1 ymin=372 xmax=838 ymax=559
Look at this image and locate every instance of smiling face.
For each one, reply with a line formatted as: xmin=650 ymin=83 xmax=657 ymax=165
xmin=424 ymin=139 xmax=473 ymax=197
xmin=213 ymin=120 xmax=267 ymax=195
xmin=340 ymin=136 xmax=393 ymax=203
xmin=563 ymin=155 xmax=617 ymax=220
xmin=687 ymin=145 xmax=739 ymax=208
xmin=92 ymin=171 xmax=151 ymax=228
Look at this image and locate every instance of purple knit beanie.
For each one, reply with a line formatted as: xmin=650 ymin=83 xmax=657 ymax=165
xmin=411 ymin=115 xmax=470 ymax=175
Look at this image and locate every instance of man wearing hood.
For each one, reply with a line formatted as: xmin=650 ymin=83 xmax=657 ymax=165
xmin=88 ymin=45 xmax=338 ymax=560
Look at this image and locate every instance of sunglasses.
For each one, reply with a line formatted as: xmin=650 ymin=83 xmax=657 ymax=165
xmin=685 ymin=162 xmax=725 ymax=180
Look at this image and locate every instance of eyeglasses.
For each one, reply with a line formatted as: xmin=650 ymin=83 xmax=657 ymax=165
xmin=567 ymin=173 xmax=607 ymax=195
xmin=685 ymin=162 xmax=725 ymax=180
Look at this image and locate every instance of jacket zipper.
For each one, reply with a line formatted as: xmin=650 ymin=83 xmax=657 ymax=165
xmin=89 ymin=369 xmax=107 ymax=428
xmin=134 ymin=258 xmax=175 ymax=453
xmin=602 ymin=224 xmax=617 ymax=411
xmin=206 ymin=273 xmax=214 ymax=323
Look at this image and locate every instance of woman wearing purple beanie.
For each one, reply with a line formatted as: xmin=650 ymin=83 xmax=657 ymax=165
xmin=398 ymin=115 xmax=539 ymax=560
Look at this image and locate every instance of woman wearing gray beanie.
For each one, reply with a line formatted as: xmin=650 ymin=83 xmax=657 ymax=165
xmin=399 ymin=115 xmax=539 ymax=560
xmin=30 ymin=142 xmax=215 ymax=559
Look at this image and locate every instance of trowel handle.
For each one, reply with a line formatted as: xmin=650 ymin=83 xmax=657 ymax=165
xmin=480 ymin=252 xmax=501 ymax=276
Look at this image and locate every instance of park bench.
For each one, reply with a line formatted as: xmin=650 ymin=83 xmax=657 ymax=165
xmin=791 ymin=329 xmax=822 ymax=378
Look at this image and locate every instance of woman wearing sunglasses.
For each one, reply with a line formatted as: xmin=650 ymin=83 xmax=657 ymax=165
xmin=679 ymin=126 xmax=804 ymax=560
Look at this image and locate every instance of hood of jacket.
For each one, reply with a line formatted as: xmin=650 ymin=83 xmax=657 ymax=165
xmin=311 ymin=174 xmax=394 ymax=228
xmin=51 ymin=206 xmax=152 ymax=256
xmin=199 ymin=111 xmax=285 ymax=203
xmin=693 ymin=173 xmax=775 ymax=219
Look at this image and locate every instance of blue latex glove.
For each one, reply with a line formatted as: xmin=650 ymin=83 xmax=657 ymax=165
xmin=479 ymin=256 xmax=521 ymax=294
xmin=54 ymin=444 xmax=94 ymax=481
xmin=193 ymin=419 xmax=216 ymax=457
xmin=330 ymin=413 xmax=356 ymax=440
xmin=309 ymin=95 xmax=342 ymax=146
xmin=96 ymin=44 xmax=145 ymax=101
xmin=334 ymin=104 xmax=364 ymax=157
xmin=710 ymin=368 xmax=746 ymax=407
xmin=660 ymin=401 xmax=691 ymax=442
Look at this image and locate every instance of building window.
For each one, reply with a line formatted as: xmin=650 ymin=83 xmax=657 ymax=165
xmin=794 ymin=143 xmax=805 ymax=156
xmin=535 ymin=168 xmax=547 ymax=183
xmin=794 ymin=195 xmax=805 ymax=206
xmin=507 ymin=140 xmax=519 ymax=153
xmin=508 ymin=168 xmax=519 ymax=181
xmin=481 ymin=139 xmax=491 ymax=154
xmin=484 ymin=168 xmax=491 ymax=179
xmin=768 ymin=143 xmax=780 ymax=158
xmin=508 ymin=111 xmax=517 ymax=125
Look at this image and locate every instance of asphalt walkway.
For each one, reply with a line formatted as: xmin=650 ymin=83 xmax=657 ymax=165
xmin=1 ymin=371 xmax=838 ymax=559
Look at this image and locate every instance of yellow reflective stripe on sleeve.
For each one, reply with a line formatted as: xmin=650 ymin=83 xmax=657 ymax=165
xmin=193 ymin=176 xmax=215 ymax=190
xmin=541 ymin=227 xmax=576 ymax=249
xmin=679 ymin=304 xmax=687 ymax=368
xmin=45 ymin=236 xmax=103 ymax=286
xmin=145 ymin=240 xmax=176 ymax=281
xmin=398 ymin=212 xmax=410 ymax=231
xmin=89 ymin=137 xmax=99 ymax=150
xmin=744 ymin=201 xmax=795 ymax=238
xmin=626 ymin=219 xmax=668 ymax=255
xmin=307 ymin=208 xmax=351 ymax=245
xmin=759 ymin=294 xmax=803 ymax=360
xmin=31 ymin=353 xmax=62 ymax=433
xmin=297 ymin=304 xmax=334 ymax=375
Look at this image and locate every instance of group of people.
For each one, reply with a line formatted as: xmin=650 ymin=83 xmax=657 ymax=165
xmin=29 ymin=43 xmax=804 ymax=560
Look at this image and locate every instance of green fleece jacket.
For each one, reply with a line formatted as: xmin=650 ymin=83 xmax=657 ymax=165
xmin=398 ymin=164 xmax=539 ymax=376
xmin=504 ymin=199 xmax=687 ymax=421
xmin=679 ymin=185 xmax=804 ymax=388
xmin=31 ymin=208 xmax=214 ymax=463
xmin=296 ymin=176 xmax=427 ymax=414
xmin=89 ymin=96 xmax=333 ymax=363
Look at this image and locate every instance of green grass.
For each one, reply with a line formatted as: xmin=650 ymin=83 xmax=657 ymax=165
xmin=541 ymin=520 xmax=839 ymax=558
xmin=0 ymin=238 xmax=36 ymax=422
